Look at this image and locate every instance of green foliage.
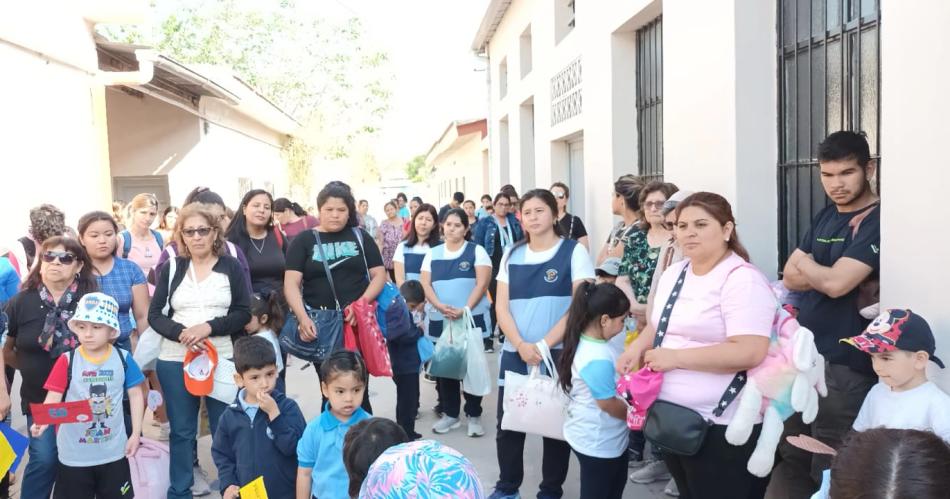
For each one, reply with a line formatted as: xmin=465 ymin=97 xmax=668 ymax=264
xmin=98 ymin=0 xmax=392 ymax=192
xmin=404 ymin=154 xmax=427 ymax=182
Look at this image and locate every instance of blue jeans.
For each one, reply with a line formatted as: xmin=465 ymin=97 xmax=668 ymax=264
xmin=157 ymin=360 xmax=227 ymax=499
xmin=23 ymin=414 xmax=58 ymax=499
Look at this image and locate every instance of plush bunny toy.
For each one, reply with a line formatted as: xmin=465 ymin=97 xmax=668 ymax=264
xmin=724 ymin=303 xmax=828 ymax=477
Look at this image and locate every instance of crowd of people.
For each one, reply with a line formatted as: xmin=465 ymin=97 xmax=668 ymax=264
xmin=0 ymin=130 xmax=947 ymax=499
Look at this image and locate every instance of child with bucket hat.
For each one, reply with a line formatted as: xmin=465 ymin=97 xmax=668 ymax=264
xmin=30 ymin=292 xmax=146 ymax=499
xmin=842 ymin=308 xmax=950 ymax=443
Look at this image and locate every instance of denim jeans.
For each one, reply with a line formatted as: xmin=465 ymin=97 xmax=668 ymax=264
xmin=157 ymin=360 xmax=227 ymax=499
xmin=22 ymin=413 xmax=58 ymax=499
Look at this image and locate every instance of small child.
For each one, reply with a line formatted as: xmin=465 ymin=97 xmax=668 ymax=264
xmin=390 ymin=281 xmax=424 ymax=440
xmin=211 ymin=336 xmax=305 ymax=499
xmin=842 ymin=308 xmax=950 ymax=442
xmin=556 ymin=282 xmax=632 ymax=499
xmin=342 ymin=418 xmax=410 ymax=497
xmin=245 ymin=292 xmax=286 ymax=391
xmin=30 ymin=292 xmax=145 ymax=499
xmin=296 ymin=350 xmax=372 ymax=499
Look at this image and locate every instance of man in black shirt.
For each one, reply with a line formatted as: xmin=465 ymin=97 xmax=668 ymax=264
xmin=438 ymin=192 xmax=464 ymax=222
xmin=770 ymin=131 xmax=880 ymax=497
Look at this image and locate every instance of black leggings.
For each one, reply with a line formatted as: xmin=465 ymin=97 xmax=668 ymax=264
xmin=574 ymin=449 xmax=628 ymax=499
xmin=664 ymin=424 xmax=769 ymax=499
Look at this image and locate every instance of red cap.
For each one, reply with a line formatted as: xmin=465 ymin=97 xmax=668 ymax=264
xmin=183 ymin=340 xmax=217 ymax=396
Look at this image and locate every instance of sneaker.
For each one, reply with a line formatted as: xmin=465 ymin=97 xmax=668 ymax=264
xmin=192 ymin=466 xmax=212 ymax=496
xmin=424 ymin=373 xmax=437 ymax=383
xmin=432 ymin=415 xmax=461 ymax=434
xmin=467 ymin=416 xmax=485 ymax=437
xmin=627 ymin=449 xmax=644 ymax=468
xmin=487 ymin=490 xmax=520 ymax=499
xmin=157 ymin=422 xmax=170 ymax=442
xmin=484 ymin=345 xmax=495 ymax=353
xmin=628 ymin=459 xmax=671 ymax=484
xmin=664 ymin=478 xmax=680 ymax=497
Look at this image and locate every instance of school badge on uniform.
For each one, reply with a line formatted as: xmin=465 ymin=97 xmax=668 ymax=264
xmin=458 ymin=261 xmax=472 ymax=272
xmin=543 ymin=268 xmax=559 ymax=283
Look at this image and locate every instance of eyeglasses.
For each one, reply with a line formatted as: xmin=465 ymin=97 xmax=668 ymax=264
xmin=42 ymin=251 xmax=77 ymax=265
xmin=182 ymin=227 xmax=213 ymax=238
xmin=644 ymin=201 xmax=666 ymax=210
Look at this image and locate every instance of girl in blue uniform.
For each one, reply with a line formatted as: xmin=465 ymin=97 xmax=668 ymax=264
xmin=490 ymin=189 xmax=596 ymax=499
xmin=393 ymin=204 xmax=439 ymax=286
xmin=420 ymin=208 xmax=492 ymax=438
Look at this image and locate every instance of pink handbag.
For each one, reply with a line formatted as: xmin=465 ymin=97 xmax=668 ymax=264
xmin=617 ymin=367 xmax=664 ymax=430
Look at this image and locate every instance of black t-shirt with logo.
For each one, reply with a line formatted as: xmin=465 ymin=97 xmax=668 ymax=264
xmin=285 ymin=228 xmax=383 ymax=310
xmin=796 ymin=202 xmax=880 ymax=375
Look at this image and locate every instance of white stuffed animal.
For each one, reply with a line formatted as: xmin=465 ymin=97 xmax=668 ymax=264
xmin=725 ymin=306 xmax=828 ymax=477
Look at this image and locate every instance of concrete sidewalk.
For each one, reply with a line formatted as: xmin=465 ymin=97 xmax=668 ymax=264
xmin=7 ymin=350 xmax=669 ymax=498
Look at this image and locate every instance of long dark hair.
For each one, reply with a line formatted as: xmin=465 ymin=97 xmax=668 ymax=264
xmin=443 ymin=208 xmax=470 ymax=230
xmin=405 ymin=203 xmax=440 ymax=248
xmin=183 ymin=186 xmax=225 ymax=207
xmin=831 ymin=428 xmax=950 ymax=499
xmin=510 ymin=189 xmax=564 ymax=252
xmin=77 ymin=211 xmax=120 ymax=257
xmin=274 ymin=198 xmax=307 ymax=216
xmin=316 ymin=181 xmax=360 ymax=228
xmin=158 ymin=206 xmax=179 ymax=230
xmin=226 ymin=189 xmax=276 ymax=252
xmin=674 ymin=192 xmax=750 ymax=262
xmin=250 ymin=290 xmax=285 ymax=333
xmin=343 ymin=418 xmax=410 ymax=498
xmin=23 ymin=236 xmax=98 ymax=294
xmin=557 ymin=282 xmax=630 ymax=393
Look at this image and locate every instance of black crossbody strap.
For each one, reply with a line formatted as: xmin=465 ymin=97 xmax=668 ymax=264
xmin=653 ymin=262 xmax=747 ymax=418
xmin=312 ymin=229 xmax=342 ymax=310
xmin=351 ymin=228 xmax=372 ymax=283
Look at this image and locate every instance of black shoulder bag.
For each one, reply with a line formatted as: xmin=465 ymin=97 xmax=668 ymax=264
xmin=642 ymin=263 xmax=748 ymax=456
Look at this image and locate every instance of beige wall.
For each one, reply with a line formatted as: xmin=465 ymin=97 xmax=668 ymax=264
xmin=427 ymin=132 xmax=489 ymax=207
xmin=879 ymin=0 xmax=950 ymax=391
xmin=0 ymin=2 xmax=112 ymax=245
xmin=107 ymin=88 xmax=289 ymax=209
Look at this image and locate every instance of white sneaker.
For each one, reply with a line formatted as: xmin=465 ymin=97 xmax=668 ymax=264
xmin=467 ymin=416 xmax=485 ymax=437
xmin=628 ymin=459 xmax=671 ymax=484
xmin=432 ymin=415 xmax=461 ymax=434
xmin=192 ymin=465 xmax=212 ymax=496
xmin=664 ymin=478 xmax=680 ymax=497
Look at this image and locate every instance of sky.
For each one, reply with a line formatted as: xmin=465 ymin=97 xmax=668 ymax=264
xmin=318 ymin=0 xmax=491 ymax=173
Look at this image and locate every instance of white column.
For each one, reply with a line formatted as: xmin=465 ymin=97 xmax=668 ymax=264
xmin=879 ymin=0 xmax=950 ymax=390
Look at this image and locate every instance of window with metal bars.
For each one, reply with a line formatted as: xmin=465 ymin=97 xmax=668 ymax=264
xmin=636 ymin=16 xmax=663 ymax=183
xmin=777 ymin=0 xmax=880 ymax=267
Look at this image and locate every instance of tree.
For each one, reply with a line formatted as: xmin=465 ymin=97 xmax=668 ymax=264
xmin=99 ymin=0 xmax=391 ymax=193
xmin=405 ymin=155 xmax=427 ymax=183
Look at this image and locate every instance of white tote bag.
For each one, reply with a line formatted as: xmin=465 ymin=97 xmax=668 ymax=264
xmin=501 ymin=341 xmax=570 ymax=440
xmin=208 ymin=357 xmax=239 ymax=404
xmin=133 ymin=254 xmax=176 ymax=371
xmin=461 ymin=309 xmax=492 ymax=397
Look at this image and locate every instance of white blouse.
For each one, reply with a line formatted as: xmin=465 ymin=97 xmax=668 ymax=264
xmin=159 ymin=264 xmax=235 ymax=362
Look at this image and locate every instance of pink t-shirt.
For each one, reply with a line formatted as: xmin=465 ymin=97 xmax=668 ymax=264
xmin=651 ymin=252 xmax=776 ymax=424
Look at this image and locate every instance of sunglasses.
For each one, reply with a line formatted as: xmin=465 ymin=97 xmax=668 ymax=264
xmin=42 ymin=251 xmax=77 ymax=265
xmin=182 ymin=227 xmax=213 ymax=238
xmin=552 ymin=192 xmax=566 ymax=199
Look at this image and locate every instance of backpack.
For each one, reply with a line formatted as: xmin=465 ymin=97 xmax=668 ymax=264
xmin=120 ymin=229 xmax=164 ymax=258
xmin=351 ymin=229 xmax=413 ymax=341
xmin=128 ymin=437 xmax=170 ymax=499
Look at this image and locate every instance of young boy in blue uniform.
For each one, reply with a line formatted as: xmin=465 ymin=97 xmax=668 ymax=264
xmin=211 ymin=336 xmax=306 ymax=498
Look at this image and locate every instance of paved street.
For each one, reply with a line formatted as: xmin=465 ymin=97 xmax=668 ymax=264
xmin=7 ymin=349 xmax=668 ymax=498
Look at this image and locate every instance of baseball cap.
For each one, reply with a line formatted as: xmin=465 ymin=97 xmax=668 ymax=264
xmin=841 ymin=309 xmax=944 ymax=368
xmin=662 ymin=189 xmax=694 ymax=215
xmin=68 ymin=292 xmax=120 ymax=338
xmin=183 ymin=340 xmax=218 ymax=396
xmin=596 ymin=257 xmax=622 ymax=277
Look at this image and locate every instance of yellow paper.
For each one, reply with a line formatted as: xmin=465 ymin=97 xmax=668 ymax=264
xmin=0 ymin=436 xmax=15 ymax=478
xmin=239 ymin=476 xmax=268 ymax=499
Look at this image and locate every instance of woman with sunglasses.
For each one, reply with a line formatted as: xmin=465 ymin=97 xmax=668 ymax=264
xmin=550 ymin=182 xmax=589 ymax=250
xmin=490 ymin=189 xmax=595 ymax=499
xmin=3 ymin=236 xmax=96 ymax=498
xmin=149 ymin=202 xmax=251 ymax=499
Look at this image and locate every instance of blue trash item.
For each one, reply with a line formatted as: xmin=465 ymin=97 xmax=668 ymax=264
xmin=417 ymin=336 xmax=434 ymax=364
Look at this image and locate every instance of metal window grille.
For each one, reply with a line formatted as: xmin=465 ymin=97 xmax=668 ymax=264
xmin=777 ymin=0 xmax=880 ymax=267
xmin=636 ymin=16 xmax=663 ymax=183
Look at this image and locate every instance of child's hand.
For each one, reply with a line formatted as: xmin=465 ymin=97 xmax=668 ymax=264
xmin=125 ymin=433 xmax=141 ymax=457
xmin=30 ymin=423 xmax=49 ymax=437
xmin=223 ymin=485 xmax=241 ymax=499
xmin=258 ymin=391 xmax=280 ymax=420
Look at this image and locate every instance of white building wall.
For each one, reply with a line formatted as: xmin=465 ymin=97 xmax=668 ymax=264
xmin=879 ymin=0 xmax=950 ymax=391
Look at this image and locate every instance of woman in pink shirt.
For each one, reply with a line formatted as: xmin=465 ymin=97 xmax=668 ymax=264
xmin=618 ymin=192 xmax=776 ymax=499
